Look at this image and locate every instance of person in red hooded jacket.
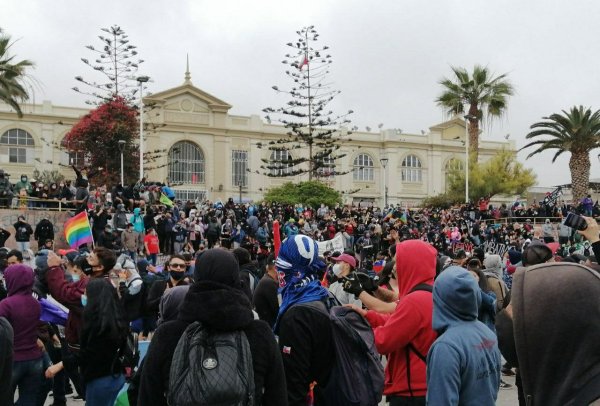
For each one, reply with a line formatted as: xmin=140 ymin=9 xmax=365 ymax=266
xmin=343 ymin=240 xmax=437 ymax=406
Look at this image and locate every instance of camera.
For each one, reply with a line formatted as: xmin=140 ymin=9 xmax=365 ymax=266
xmin=563 ymin=212 xmax=588 ymax=231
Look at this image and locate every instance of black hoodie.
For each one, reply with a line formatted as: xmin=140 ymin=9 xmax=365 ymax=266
xmin=138 ymin=281 xmax=287 ymax=406
xmin=512 ymin=263 xmax=600 ymax=405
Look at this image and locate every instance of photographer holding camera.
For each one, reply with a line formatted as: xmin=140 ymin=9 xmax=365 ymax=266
xmin=343 ymin=240 xmax=438 ymax=405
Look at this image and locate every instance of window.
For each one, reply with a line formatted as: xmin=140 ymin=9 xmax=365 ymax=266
xmin=445 ymin=158 xmax=464 ymax=191
xmin=61 ymin=139 xmax=89 ymax=167
xmin=168 ymin=141 xmax=205 ymax=184
xmin=174 ymin=189 xmax=207 ymax=202
xmin=1 ymin=129 xmax=34 ymax=164
xmin=232 ymin=150 xmax=248 ymax=187
xmin=401 ymin=155 xmax=423 ymax=183
xmin=445 ymin=158 xmax=464 ymax=172
xmin=353 ymin=154 xmax=374 ymax=181
xmin=269 ymin=149 xmax=293 ymax=177
xmin=316 ymin=154 xmax=335 ymax=178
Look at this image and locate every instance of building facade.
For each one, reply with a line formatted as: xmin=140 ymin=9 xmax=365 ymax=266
xmin=0 ymin=74 xmax=515 ymax=206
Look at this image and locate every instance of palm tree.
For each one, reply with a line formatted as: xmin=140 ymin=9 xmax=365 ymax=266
xmin=0 ymin=29 xmax=34 ymax=117
xmin=522 ymin=106 xmax=600 ymax=202
xmin=436 ymin=65 xmax=514 ymax=160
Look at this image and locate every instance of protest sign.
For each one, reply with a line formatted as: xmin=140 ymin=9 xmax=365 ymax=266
xmin=317 ymin=233 xmax=344 ymax=255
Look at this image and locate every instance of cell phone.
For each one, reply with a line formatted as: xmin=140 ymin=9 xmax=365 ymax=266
xmin=563 ymin=212 xmax=588 ymax=231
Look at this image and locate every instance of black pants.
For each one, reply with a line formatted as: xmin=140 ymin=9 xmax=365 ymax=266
xmin=62 ymin=345 xmax=86 ymax=399
xmin=388 ymin=396 xmax=426 ymax=406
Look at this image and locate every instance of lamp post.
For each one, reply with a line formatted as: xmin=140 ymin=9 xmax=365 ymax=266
xmin=380 ymin=157 xmax=389 ymax=208
xmin=118 ymin=140 xmax=126 ymax=186
xmin=136 ymin=76 xmax=150 ymax=180
xmin=463 ymin=114 xmax=477 ymax=203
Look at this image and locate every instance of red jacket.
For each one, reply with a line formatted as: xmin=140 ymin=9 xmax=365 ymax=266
xmin=365 ymin=240 xmax=437 ymax=397
xmin=46 ymin=266 xmax=88 ymax=346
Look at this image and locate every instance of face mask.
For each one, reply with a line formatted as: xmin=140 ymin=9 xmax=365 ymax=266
xmin=332 ymin=263 xmax=344 ymax=277
xmin=170 ymin=271 xmax=185 ymax=281
xmin=71 ymin=273 xmax=80 ymax=283
xmin=81 ymin=294 xmax=88 ymax=307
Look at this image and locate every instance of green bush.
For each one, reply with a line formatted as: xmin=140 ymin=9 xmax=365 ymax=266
xmin=263 ymin=180 xmax=342 ymax=208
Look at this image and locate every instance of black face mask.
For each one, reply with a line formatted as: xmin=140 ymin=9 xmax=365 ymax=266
xmin=170 ymin=271 xmax=185 ymax=281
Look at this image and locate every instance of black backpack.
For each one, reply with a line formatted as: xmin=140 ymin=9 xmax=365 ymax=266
xmin=298 ymin=298 xmax=384 ymax=406
xmin=167 ymin=321 xmax=255 ymax=406
xmin=115 ymin=212 xmax=128 ymax=230
xmin=114 ymin=331 xmax=139 ymax=381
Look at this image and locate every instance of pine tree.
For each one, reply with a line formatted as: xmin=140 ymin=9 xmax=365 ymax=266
xmin=72 ymin=25 xmax=144 ymax=105
xmin=261 ymin=26 xmax=353 ymax=180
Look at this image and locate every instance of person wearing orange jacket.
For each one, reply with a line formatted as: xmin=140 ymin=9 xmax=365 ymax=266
xmin=344 ymin=240 xmax=437 ymax=406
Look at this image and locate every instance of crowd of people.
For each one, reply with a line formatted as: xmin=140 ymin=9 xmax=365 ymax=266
xmin=0 ymin=166 xmax=599 ymax=405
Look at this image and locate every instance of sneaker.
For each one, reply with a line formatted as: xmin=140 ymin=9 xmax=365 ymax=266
xmin=502 ymin=367 xmax=515 ymax=376
xmin=500 ymin=380 xmax=513 ymax=389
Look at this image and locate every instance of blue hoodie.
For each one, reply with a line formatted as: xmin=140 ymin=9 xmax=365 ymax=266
xmin=426 ymin=266 xmax=501 ymax=406
xmin=132 ymin=207 xmax=145 ymax=233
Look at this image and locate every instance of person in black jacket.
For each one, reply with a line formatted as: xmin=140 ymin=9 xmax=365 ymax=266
xmin=79 ymin=278 xmax=128 ymax=405
xmin=13 ymin=215 xmax=33 ymax=252
xmin=233 ymin=247 xmax=261 ymax=301
xmin=138 ymin=248 xmax=287 ymax=406
xmin=0 ymin=317 xmax=13 ymax=406
xmin=252 ymin=253 xmax=279 ymax=327
xmin=274 ymin=235 xmax=334 ymax=406
xmin=34 ymin=217 xmax=55 ymax=248
xmin=0 ymin=225 xmax=10 ymax=248
xmin=145 ymin=255 xmax=192 ymax=320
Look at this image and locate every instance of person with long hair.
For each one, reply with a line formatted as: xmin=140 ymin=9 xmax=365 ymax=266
xmin=79 ymin=279 xmax=128 ymax=406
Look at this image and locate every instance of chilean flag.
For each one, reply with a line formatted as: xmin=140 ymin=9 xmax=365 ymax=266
xmin=298 ymin=54 xmax=309 ymax=70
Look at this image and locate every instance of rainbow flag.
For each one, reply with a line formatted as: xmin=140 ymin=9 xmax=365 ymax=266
xmin=64 ymin=211 xmax=94 ymax=249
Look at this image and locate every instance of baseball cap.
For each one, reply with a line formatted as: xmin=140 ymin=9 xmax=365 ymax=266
xmin=333 ymin=253 xmax=357 ymax=268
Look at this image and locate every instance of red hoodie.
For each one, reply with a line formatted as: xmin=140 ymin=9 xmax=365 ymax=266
xmin=365 ymin=240 xmax=437 ymax=397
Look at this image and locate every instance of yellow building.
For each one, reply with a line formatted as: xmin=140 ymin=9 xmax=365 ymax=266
xmin=0 ymin=71 xmax=514 ymax=206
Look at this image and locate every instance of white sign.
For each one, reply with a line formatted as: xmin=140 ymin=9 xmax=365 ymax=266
xmin=317 ymin=233 xmax=345 ymax=256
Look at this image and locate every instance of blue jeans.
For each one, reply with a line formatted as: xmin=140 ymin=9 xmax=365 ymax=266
xmin=147 ymin=253 xmax=157 ymax=266
xmin=12 ymin=357 xmax=43 ymax=406
xmin=85 ymin=374 xmax=125 ymax=406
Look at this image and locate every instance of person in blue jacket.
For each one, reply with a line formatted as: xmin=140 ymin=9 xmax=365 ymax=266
xmin=426 ymin=266 xmax=501 ymax=406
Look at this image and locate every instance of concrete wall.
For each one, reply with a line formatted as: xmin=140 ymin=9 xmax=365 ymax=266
xmin=1 ymin=209 xmax=71 ymax=251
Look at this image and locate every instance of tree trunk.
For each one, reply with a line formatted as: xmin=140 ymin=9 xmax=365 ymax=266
xmin=569 ymin=151 xmax=591 ymax=203
xmin=467 ymin=105 xmax=479 ymax=161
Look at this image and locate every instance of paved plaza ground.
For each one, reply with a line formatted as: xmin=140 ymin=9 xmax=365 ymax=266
xmin=44 ymin=373 xmax=518 ymax=405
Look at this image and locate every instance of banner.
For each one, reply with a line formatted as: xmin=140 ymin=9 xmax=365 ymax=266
xmin=317 ymin=233 xmax=345 ymax=255
xmin=451 ymin=242 xmax=474 ymax=254
xmin=482 ymin=241 xmax=510 ymax=258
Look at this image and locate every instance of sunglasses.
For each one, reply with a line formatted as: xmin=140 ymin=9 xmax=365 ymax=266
xmin=170 ymin=263 xmax=186 ymax=269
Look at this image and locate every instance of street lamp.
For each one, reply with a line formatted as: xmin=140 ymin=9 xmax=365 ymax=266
xmin=136 ymin=75 xmax=150 ymax=180
xmin=380 ymin=157 xmax=389 ymax=208
xmin=118 ymin=140 xmax=126 ymax=186
xmin=463 ymin=114 xmax=477 ymax=203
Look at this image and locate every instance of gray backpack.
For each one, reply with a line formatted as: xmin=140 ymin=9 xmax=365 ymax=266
xmin=167 ymin=321 xmax=255 ymax=406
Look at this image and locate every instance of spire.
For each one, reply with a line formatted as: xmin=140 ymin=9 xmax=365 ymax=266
xmin=184 ymin=54 xmax=192 ymax=84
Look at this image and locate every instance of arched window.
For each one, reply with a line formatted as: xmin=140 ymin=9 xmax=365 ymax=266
xmin=401 ymin=154 xmax=422 ymax=183
xmin=1 ymin=128 xmax=34 ymax=163
xmin=353 ymin=154 xmax=374 ymax=181
xmin=269 ymin=149 xmax=293 ymax=177
xmin=168 ymin=141 xmax=205 ymax=184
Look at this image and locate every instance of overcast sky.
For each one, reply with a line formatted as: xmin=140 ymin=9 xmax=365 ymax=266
xmin=3 ymin=0 xmax=600 ymax=187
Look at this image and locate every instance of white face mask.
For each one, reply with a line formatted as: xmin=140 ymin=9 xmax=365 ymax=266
xmin=332 ymin=263 xmax=344 ymax=277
